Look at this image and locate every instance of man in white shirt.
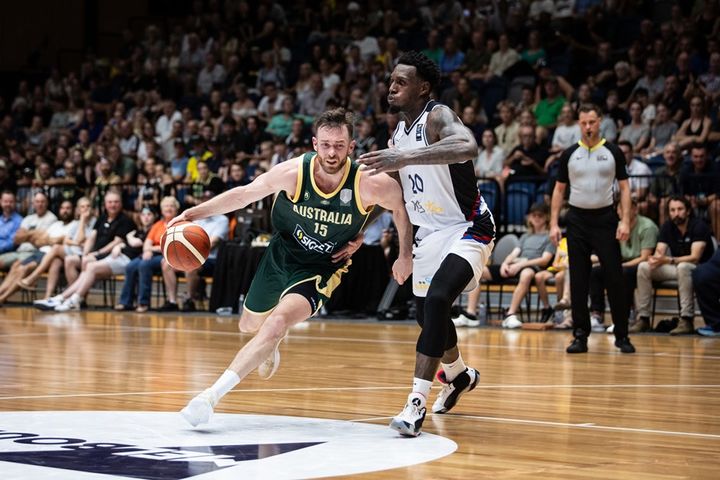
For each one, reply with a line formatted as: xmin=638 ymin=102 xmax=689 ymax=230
xmin=617 ymin=140 xmax=652 ymax=202
xmin=487 ymin=33 xmax=519 ymax=79
xmin=197 ymin=52 xmax=227 ymax=96
xmin=0 ymin=199 xmax=74 ymax=304
xmin=0 ymin=191 xmax=58 ymax=269
xmin=155 ymin=100 xmax=183 ymax=144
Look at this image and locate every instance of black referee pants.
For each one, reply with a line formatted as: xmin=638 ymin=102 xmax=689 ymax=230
xmin=566 ymin=206 xmax=629 ymax=339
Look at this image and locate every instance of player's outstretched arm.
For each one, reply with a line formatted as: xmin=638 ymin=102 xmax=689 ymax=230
xmin=359 ymin=172 xmax=413 ymax=285
xmin=356 ymin=105 xmax=478 ymax=175
xmin=169 ymin=158 xmax=301 ymax=226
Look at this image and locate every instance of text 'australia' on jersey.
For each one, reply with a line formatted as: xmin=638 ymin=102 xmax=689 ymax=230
xmin=393 ymin=101 xmax=492 ymax=238
xmin=271 ymin=152 xmax=370 ymax=266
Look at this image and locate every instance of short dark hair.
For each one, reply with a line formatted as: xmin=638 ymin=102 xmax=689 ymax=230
xmin=578 ymin=103 xmax=603 ymax=116
xmin=666 ymin=194 xmax=691 ymax=214
xmin=313 ymin=108 xmax=354 ymax=138
xmin=397 ymin=51 xmax=441 ymax=92
xmin=618 ymin=140 xmax=633 ymax=151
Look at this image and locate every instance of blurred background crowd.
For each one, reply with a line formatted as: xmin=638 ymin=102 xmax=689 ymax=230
xmin=0 ymin=0 xmax=718 ymax=319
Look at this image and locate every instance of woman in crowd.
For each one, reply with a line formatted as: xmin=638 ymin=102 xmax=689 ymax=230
xmin=116 ymin=197 xmax=179 ymax=312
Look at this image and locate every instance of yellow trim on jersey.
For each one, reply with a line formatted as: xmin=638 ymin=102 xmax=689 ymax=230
xmin=279 ymin=276 xmax=323 ymax=316
xmin=578 ymin=138 xmax=606 ymax=152
xmin=288 ymin=158 xmax=304 ymax=202
xmin=309 ymin=155 xmax=351 ymax=199
xmin=353 ymin=168 xmax=369 ymax=215
xmin=243 ymin=304 xmax=276 ymax=316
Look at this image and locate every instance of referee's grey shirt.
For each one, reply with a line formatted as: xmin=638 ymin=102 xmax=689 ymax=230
xmin=557 ymin=139 xmax=628 ymax=209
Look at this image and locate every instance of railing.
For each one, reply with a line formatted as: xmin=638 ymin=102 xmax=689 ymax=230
xmin=15 ymin=173 xmax=719 ymax=239
xmin=478 ymin=173 xmax=719 ymax=236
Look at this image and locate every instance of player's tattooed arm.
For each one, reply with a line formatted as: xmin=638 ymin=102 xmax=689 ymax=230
xmin=356 ymin=105 xmax=478 ymax=175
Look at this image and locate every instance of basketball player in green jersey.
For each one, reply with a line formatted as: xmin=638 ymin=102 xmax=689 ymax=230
xmin=173 ymin=108 xmax=413 ymax=427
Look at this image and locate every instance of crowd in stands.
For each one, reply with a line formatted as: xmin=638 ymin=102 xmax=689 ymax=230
xmin=0 ymin=1 xmax=718 ymax=331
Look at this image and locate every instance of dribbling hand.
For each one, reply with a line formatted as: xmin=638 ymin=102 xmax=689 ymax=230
xmin=167 ymin=212 xmax=189 ymax=228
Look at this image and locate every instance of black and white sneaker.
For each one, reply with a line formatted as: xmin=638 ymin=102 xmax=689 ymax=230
xmin=432 ymin=367 xmax=479 ymax=414
xmin=389 ymin=393 xmax=427 ymax=437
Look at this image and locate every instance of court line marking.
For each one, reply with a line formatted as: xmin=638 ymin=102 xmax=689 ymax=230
xmin=349 ymin=414 xmax=720 ymax=440
xmin=2 ymin=383 xmax=719 ymax=401
xmin=3 ymin=318 xmax=720 ymax=361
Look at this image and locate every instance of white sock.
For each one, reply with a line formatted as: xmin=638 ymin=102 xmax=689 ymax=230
xmin=411 ymin=377 xmax=432 ymax=404
xmin=70 ymin=293 xmax=82 ymax=303
xmin=442 ymin=353 xmax=467 ymax=382
xmin=207 ymin=370 xmax=240 ymax=405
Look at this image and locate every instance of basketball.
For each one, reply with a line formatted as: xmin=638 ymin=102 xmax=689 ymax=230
xmin=161 ymin=221 xmax=211 ymax=272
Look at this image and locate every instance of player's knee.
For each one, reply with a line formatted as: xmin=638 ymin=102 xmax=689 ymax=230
xmin=260 ymin=314 xmax=289 ymax=343
xmin=425 ymin=288 xmax=452 ymax=312
xmin=238 ymin=319 xmax=260 ymax=334
xmin=238 ymin=311 xmax=263 ymax=334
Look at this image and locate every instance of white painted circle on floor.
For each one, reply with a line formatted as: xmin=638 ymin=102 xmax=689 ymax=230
xmin=0 ymin=411 xmax=456 ymax=479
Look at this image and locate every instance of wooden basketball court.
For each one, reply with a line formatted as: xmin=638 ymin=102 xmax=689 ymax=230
xmin=1 ymin=307 xmax=719 ymax=479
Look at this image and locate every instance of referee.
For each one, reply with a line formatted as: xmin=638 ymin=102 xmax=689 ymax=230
xmin=549 ymin=104 xmax=635 ymax=354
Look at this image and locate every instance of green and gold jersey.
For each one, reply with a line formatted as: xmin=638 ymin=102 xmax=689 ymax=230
xmin=271 ymin=152 xmax=371 ymax=267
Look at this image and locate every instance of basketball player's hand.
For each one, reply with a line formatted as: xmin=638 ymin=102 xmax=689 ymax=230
xmin=549 ymin=224 xmax=562 ymax=246
xmin=616 ymin=221 xmax=630 ymax=242
xmin=167 ymin=212 xmax=189 ymax=228
xmin=392 ymin=255 xmax=413 ymax=285
xmin=332 ymin=233 xmax=364 ymax=263
xmin=357 ymin=148 xmax=404 ymax=175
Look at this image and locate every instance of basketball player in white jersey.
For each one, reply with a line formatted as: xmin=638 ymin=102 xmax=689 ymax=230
xmin=358 ymin=51 xmax=496 ymax=437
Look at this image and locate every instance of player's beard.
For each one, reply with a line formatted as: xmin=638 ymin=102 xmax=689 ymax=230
xmin=388 ymin=104 xmax=401 ymax=114
xmin=316 ymin=153 xmax=345 ymax=175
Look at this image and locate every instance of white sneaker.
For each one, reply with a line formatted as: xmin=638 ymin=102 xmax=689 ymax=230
xmin=257 ymin=343 xmax=281 ymax=380
xmin=180 ymin=388 xmax=217 ymax=427
xmin=452 ymin=313 xmax=480 ymax=328
xmin=432 ymin=367 xmax=479 ymax=414
xmin=501 ymin=314 xmax=522 ymax=329
xmin=606 ymin=323 xmax=615 ymax=334
xmin=591 ymin=314 xmax=605 ymax=333
xmin=34 ymin=295 xmax=64 ymax=311
xmin=389 ymin=393 xmax=426 ymax=437
xmin=54 ymin=294 xmax=81 ymax=312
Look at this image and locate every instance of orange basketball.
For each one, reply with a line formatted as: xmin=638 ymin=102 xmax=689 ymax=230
xmin=161 ymin=221 xmax=211 ymax=272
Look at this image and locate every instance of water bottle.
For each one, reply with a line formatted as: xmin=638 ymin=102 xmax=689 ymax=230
xmin=478 ymin=303 xmax=487 ymax=325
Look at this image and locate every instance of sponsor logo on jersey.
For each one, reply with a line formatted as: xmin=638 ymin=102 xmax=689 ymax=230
xmin=410 ymin=200 xmax=426 ymax=213
xmin=597 ymin=154 xmax=609 ymax=161
xmin=292 ymin=205 xmax=353 ymax=225
xmin=293 ymin=225 xmax=336 ymax=254
xmin=0 ymin=412 xmax=456 ymax=479
xmin=415 ymin=124 xmax=423 ymax=141
xmin=339 ymin=188 xmax=352 ymax=205
xmin=413 ymin=276 xmax=433 ymax=292
xmin=423 ymin=201 xmax=444 ymax=214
